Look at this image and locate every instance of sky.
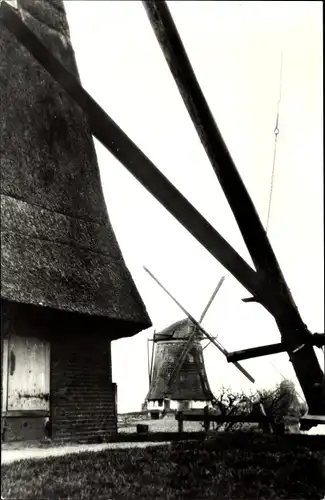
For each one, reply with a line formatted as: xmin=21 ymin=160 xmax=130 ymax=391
xmin=64 ymin=1 xmax=323 ymax=414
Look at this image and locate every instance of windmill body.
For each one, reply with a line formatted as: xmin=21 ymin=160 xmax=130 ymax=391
xmin=0 ymin=0 xmax=151 ymax=443
xmin=145 ymin=319 xmax=215 ymax=414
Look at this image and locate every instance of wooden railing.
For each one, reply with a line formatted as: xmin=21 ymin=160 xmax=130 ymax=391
xmin=175 ymin=408 xmax=275 ymax=433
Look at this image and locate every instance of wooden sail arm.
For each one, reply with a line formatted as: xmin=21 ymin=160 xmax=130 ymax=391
xmin=164 ymin=277 xmax=225 ymax=391
xmin=199 ymin=277 xmax=225 ymax=323
xmin=143 ymin=267 xmax=255 ymax=384
xmin=141 ymin=1 xmax=296 ymax=306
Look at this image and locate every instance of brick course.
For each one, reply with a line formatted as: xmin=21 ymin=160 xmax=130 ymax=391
xmin=51 ymin=333 xmax=117 ymax=442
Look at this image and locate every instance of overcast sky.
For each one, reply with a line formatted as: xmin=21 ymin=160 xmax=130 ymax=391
xmin=64 ymin=1 xmax=323 ymax=413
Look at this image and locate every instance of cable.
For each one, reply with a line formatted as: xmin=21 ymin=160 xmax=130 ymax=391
xmin=266 ymin=51 xmax=283 ymax=233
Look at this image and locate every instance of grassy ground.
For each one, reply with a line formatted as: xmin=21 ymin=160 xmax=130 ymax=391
xmin=118 ymin=413 xmax=204 ymax=433
xmin=2 ymin=434 xmax=325 ymax=500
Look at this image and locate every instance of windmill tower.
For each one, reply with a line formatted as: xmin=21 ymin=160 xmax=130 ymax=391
xmin=0 ymin=0 xmax=151 ymax=443
xmin=145 ymin=276 xmax=234 ymax=415
xmin=146 ymin=318 xmax=214 ymax=414
xmin=144 ymin=270 xmax=256 ymax=417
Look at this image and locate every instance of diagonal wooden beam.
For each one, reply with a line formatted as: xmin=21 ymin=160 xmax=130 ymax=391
xmin=0 ymin=0 xmax=259 ymax=300
xmin=202 ymin=336 xmax=219 ymax=352
xmin=199 ymin=276 xmax=225 ymax=324
xmin=141 ymin=0 xmax=325 ymax=416
xmin=141 ymin=2 xmax=283 ymax=274
xmin=141 ymin=1 xmax=305 ymax=321
xmin=227 ymin=342 xmax=287 ymax=362
xmin=164 ymin=277 xmax=225 ymax=394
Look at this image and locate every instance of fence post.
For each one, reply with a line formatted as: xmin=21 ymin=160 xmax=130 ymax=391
xmin=178 ymin=411 xmax=184 ymax=432
xmin=204 ymin=406 xmax=210 ymax=432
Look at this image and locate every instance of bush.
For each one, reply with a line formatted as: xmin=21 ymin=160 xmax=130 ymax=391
xmin=253 ymin=379 xmax=307 ymax=423
xmin=209 ymin=380 xmax=307 ymax=432
xmin=210 ymin=386 xmax=253 ymax=431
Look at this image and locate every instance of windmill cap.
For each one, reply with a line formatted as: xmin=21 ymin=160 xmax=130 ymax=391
xmin=154 ymin=318 xmax=204 ymax=341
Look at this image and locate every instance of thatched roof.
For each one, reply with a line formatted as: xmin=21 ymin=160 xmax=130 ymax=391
xmin=0 ymin=0 xmax=151 ymax=336
xmin=154 ymin=318 xmax=204 ymax=341
xmin=146 ymin=319 xmax=214 ymax=401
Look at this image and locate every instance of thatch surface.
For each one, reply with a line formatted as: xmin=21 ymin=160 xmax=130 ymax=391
xmin=154 ymin=318 xmax=204 ymax=341
xmin=0 ymin=0 xmax=151 ymax=333
xmin=147 ymin=320 xmax=214 ymax=401
xmin=18 ymin=0 xmax=70 ymax=38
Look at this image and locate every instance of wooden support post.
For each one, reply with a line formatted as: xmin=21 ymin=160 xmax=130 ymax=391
xmin=203 ymin=406 xmax=210 ymax=432
xmin=259 ymin=403 xmax=273 ymax=434
xmin=228 ymin=335 xmax=325 ymax=363
xmin=177 ymin=411 xmax=184 ymax=433
xmin=227 ymin=342 xmax=286 ymax=362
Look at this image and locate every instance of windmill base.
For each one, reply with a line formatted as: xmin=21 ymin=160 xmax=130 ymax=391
xmin=147 ymin=399 xmax=211 ymax=419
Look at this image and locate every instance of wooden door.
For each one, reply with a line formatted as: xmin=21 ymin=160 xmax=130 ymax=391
xmin=2 ymin=338 xmax=8 ymax=412
xmin=7 ymin=335 xmax=50 ymax=412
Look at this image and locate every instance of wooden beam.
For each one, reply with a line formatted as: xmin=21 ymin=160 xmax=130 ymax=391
xmin=147 ymin=339 xmax=151 ymax=387
xmin=312 ymin=333 xmax=325 ymax=348
xmin=165 ymin=277 xmax=225 ymax=392
xmin=0 ymin=0 xmax=259 ymax=301
xmin=199 ymin=277 xmax=225 ymax=323
xmin=300 ymin=414 xmax=325 ymax=424
xmin=141 ymin=1 xmax=295 ymax=300
xmin=202 ymin=336 xmax=219 ymax=351
xmin=141 ymin=2 xmax=320 ymax=344
xmin=164 ymin=325 xmax=199 ymax=395
xmin=175 ymin=412 xmax=273 ymax=424
xmin=228 ymin=334 xmax=325 ymax=363
xmin=227 ymin=342 xmax=286 ymax=362
xmin=242 ymin=297 xmax=260 ymax=303
xmin=142 ymin=0 xmax=325 ymax=416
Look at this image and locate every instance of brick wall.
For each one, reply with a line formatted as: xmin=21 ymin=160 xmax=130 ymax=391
xmin=51 ymin=333 xmax=117 ymax=443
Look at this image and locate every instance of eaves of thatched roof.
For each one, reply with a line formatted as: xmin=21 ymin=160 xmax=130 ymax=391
xmin=0 ymin=0 xmax=151 ymax=337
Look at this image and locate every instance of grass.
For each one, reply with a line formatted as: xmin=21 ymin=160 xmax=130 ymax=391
xmin=2 ymin=434 xmax=325 ymax=500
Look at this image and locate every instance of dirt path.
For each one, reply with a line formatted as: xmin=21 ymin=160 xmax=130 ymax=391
xmin=1 ymin=441 xmax=169 ymax=465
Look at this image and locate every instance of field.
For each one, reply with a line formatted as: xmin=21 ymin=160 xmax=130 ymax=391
xmin=117 ymin=411 xmax=271 ymax=437
xmin=2 ymin=435 xmax=325 ymax=499
xmin=118 ymin=411 xmax=203 ymax=433
xmin=2 ymin=427 xmax=325 ymax=499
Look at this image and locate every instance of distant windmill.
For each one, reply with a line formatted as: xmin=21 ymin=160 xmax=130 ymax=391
xmin=144 ymin=269 xmax=255 ymax=416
